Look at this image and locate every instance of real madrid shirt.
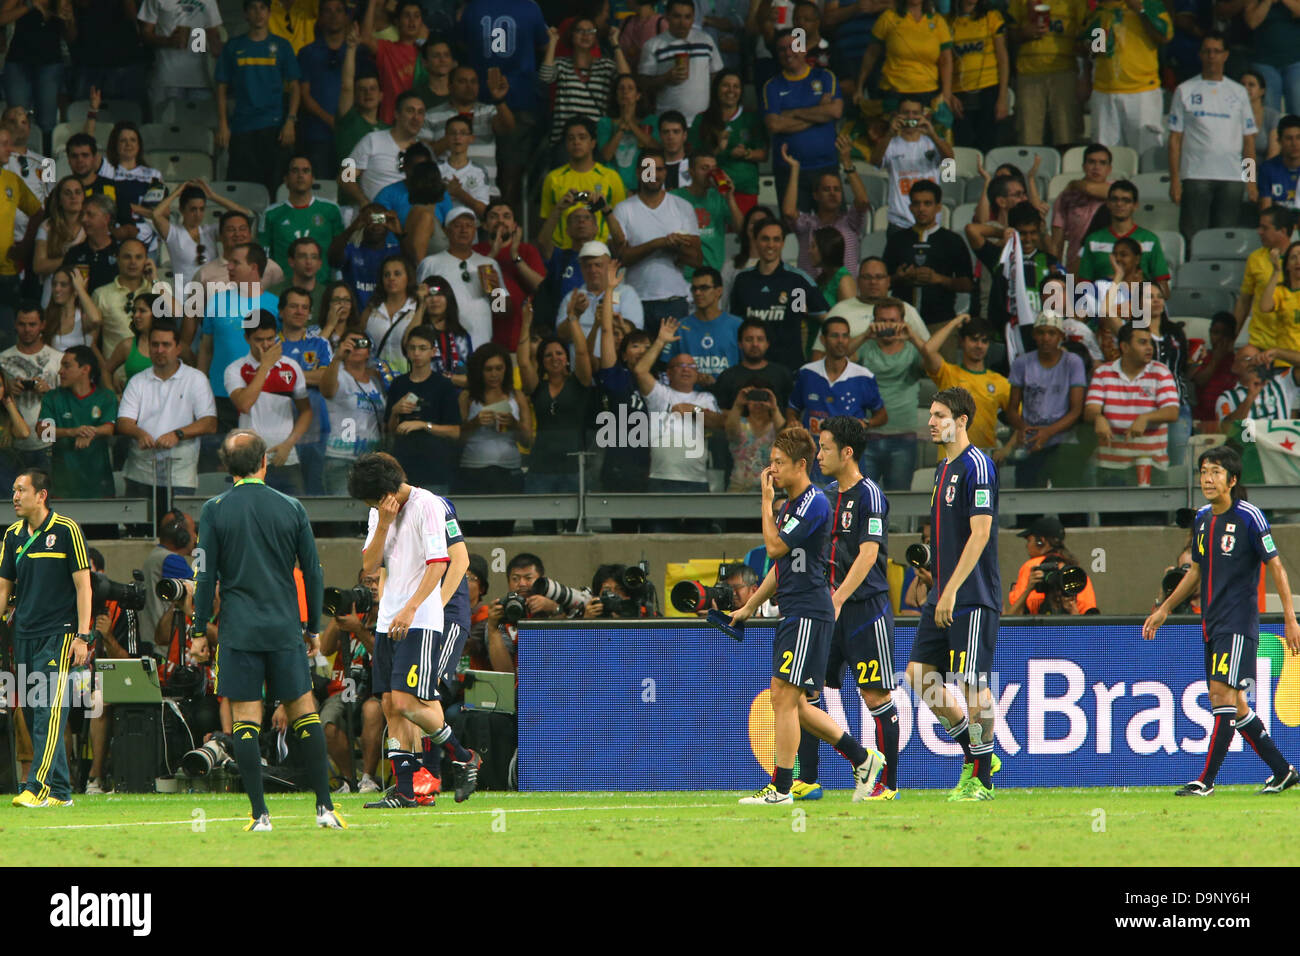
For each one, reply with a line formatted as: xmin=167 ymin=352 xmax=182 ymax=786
xmin=774 ymin=482 xmax=835 ymax=622
xmin=1193 ymin=500 xmax=1277 ymax=640
xmin=728 ymin=263 xmax=829 ymax=372
xmin=1167 ymin=77 xmax=1256 ymax=182
xmin=826 ymin=476 xmax=890 ymax=603
xmin=0 ymin=510 xmax=90 ymax=639
xmin=927 ymin=444 xmax=1000 ymax=612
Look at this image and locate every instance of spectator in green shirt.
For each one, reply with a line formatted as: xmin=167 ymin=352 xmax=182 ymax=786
xmin=336 ymin=30 xmax=388 ymax=164
xmin=671 ymin=149 xmax=742 ymax=276
xmin=39 ymin=346 xmax=117 ymax=500
xmin=1075 ymin=180 xmax=1172 ymax=299
xmin=688 ymin=69 xmax=768 ymax=213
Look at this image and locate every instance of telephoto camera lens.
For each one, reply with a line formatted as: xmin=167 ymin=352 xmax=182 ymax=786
xmin=180 ymin=736 xmax=233 ymax=777
xmin=156 ymin=578 xmax=185 ymax=603
xmin=905 ymin=543 xmax=931 ymax=570
xmin=670 ymin=581 xmax=735 ymax=614
xmin=532 ymin=577 xmax=586 ymax=612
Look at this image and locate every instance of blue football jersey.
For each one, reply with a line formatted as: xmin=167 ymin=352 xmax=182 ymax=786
xmin=775 ymin=483 xmax=835 ymax=622
xmin=926 ymin=444 xmax=1000 ymax=612
xmin=434 ymin=494 xmax=472 ymax=631
xmin=1193 ymin=500 xmax=1277 ymax=640
xmin=826 ymin=476 xmax=890 ymax=603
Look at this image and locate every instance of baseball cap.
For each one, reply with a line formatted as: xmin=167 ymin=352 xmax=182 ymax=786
xmin=578 ymin=240 xmax=612 ymax=259
xmin=1034 ymin=309 xmax=1064 ymax=331
xmin=445 ymin=205 xmax=477 ymax=225
xmin=1017 ymin=516 xmax=1065 ymax=540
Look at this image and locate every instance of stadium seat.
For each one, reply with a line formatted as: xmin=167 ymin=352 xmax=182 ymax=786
xmin=1064 ymin=144 xmax=1137 ymax=176
xmin=274 ymin=179 xmax=340 ymax=204
xmin=855 ymin=174 xmax=886 ymax=211
xmin=860 ymin=231 xmax=888 ymax=259
xmin=55 ymin=154 xmax=71 ymax=181
xmin=950 ymin=202 xmax=978 ymax=236
xmin=984 ymin=145 xmax=1061 ymax=179
xmin=157 ymin=150 xmax=213 ymax=181
xmin=757 ymin=174 xmax=777 ymax=209
xmin=1175 ymin=316 xmax=1212 ymax=343
xmin=910 ymin=463 xmax=932 ymax=491
xmin=102 ymin=99 xmax=143 ymax=125
xmin=1132 ymin=171 xmax=1172 ymax=200
xmin=1154 ymin=230 xmax=1185 ymax=269
xmin=1190 ymin=227 xmax=1255 ymax=260
xmin=64 ymin=102 xmax=117 ymax=129
xmin=1166 ymin=287 xmax=1236 ymax=316
xmin=962 ymin=176 xmax=987 ymax=204
xmin=155 ymin=97 xmax=219 ymax=128
xmin=208 ymin=180 xmax=271 ymax=217
xmin=51 ymin=121 xmax=77 ymax=157
xmin=1134 ymin=201 xmax=1179 ymax=233
xmin=1046 ymin=172 xmax=1074 ymax=201
xmin=951 ymin=146 xmax=982 ymax=179
xmin=140 ymin=123 xmax=214 ymax=155
xmin=782 ymin=233 xmax=798 ymax=264
xmin=1176 ymin=259 xmax=1245 ymax=289
xmin=1139 ymin=145 xmax=1169 ymax=172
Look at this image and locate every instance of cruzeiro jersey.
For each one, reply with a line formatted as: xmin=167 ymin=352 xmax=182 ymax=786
xmin=775 ymin=482 xmax=835 ymax=622
xmin=434 ymin=493 xmax=471 ymax=631
xmin=827 ymin=476 xmax=890 ymax=603
xmin=1193 ymin=500 xmax=1276 ymax=641
xmin=927 ymin=444 xmax=1000 ymax=611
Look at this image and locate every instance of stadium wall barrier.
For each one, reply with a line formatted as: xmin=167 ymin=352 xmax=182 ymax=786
xmin=516 ymin=617 xmax=1300 ymax=791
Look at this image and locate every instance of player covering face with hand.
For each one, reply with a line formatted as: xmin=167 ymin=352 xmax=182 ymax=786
xmin=1143 ymin=446 xmax=1300 ymax=796
xmin=729 ymin=427 xmax=885 ymax=804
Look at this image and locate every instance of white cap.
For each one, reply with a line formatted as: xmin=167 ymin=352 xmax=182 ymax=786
xmin=1034 ymin=309 xmax=1064 ymax=331
xmin=578 ymin=240 xmax=612 ymax=259
xmin=445 ymin=205 xmax=477 ymax=224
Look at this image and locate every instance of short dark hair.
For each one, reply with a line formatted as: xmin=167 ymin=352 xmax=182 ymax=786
xmin=405 ymin=324 xmax=439 ymax=351
xmin=65 ymin=132 xmax=97 ymax=156
xmin=467 ymin=552 xmax=490 ymax=597
xmin=1113 ymin=235 xmax=1141 ymax=258
xmin=1279 ymin=114 xmax=1300 ymax=137
xmin=667 ymin=0 xmax=695 ymax=11
xmin=348 ymin=451 xmax=406 ymax=501
xmin=219 ymin=430 xmax=267 ymax=478
xmin=286 ymin=236 xmax=322 ymax=260
xmin=659 ymin=109 xmax=687 ymax=132
xmin=394 ymin=89 xmax=425 ymax=114
xmin=1200 ymin=28 xmax=1229 ymax=48
xmin=65 ymin=345 xmax=99 ymax=387
xmin=909 ymin=180 xmax=942 ymax=203
xmin=692 ymin=266 xmax=722 ymax=287
xmin=286 ymin=151 xmax=315 ymax=176
xmin=243 ymin=310 xmax=278 ymax=336
xmin=1197 ymin=444 xmax=1245 ymax=499
xmin=821 ymin=315 xmax=850 ymax=336
xmin=87 ymin=547 xmax=105 ymax=573
xmin=821 ymin=416 xmax=869 ymax=461
xmin=1008 ymin=201 xmax=1041 ymax=230
xmin=591 ymin=563 xmax=628 ymax=594
xmin=218 ymin=209 xmax=252 ymax=234
xmin=508 ymin=552 xmax=545 ymax=577
xmin=180 ymin=185 xmax=206 ymax=207
xmin=278 ymin=286 xmax=314 ymax=311
xmin=1083 ymin=143 xmax=1112 ymax=164
xmin=958 ymin=317 xmax=994 ymax=340
xmin=931 ymin=386 xmax=975 ymax=431
xmin=738 ymin=317 xmax=768 ymax=341
xmin=18 ymin=468 xmax=50 ymax=500
xmin=988 ymin=174 xmax=1024 ymax=204
xmin=150 ymin=319 xmax=180 ymax=344
xmin=15 ymin=299 xmax=42 ymax=321
xmin=756 ymin=218 xmax=786 ymax=239
xmin=1261 ymin=205 xmax=1295 ymax=234
xmin=564 ymin=116 xmax=598 ymax=140
xmin=234 ymin=242 xmax=268 ymax=276
xmin=444 ymin=114 xmax=473 ymax=135
xmin=1117 ymin=320 xmax=1146 ymax=346
xmin=1109 ymin=179 xmax=1139 ymax=203
xmin=1210 ymin=311 xmax=1237 ymax=337
xmin=772 ymin=426 xmax=816 ymax=473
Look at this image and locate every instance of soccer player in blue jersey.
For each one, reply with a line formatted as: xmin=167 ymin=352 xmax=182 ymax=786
xmin=905 ymin=386 xmax=1003 ymax=801
xmin=1143 ymin=446 xmax=1300 ymax=796
xmin=731 ymin=426 xmax=884 ymax=804
xmin=791 ymin=417 xmax=901 ymax=801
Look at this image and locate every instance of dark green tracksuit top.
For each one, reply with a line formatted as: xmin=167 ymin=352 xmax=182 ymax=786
xmin=193 ymin=479 xmax=324 ymax=649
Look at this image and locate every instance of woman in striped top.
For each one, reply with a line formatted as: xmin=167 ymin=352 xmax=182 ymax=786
xmin=540 ymin=19 xmax=631 ymax=154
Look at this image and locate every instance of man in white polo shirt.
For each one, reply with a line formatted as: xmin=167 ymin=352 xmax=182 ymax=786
xmin=612 ymin=146 xmax=702 ymax=342
xmin=224 ymin=311 xmax=313 ymax=495
xmin=418 ymin=206 xmax=508 ymax=349
xmin=1167 ymin=32 xmax=1257 ymax=243
xmin=116 ymin=318 xmax=218 ymax=516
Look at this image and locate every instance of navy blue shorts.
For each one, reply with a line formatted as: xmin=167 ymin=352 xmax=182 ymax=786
xmin=373 ymin=627 xmax=453 ymax=701
xmin=773 ymin=616 xmax=833 ymax=693
xmin=909 ymin=604 xmax=998 ymax=684
xmin=1204 ymin=630 xmax=1257 ymax=690
xmin=826 ymin=594 xmax=896 ymax=691
xmin=214 ymin=644 xmax=312 ymax=703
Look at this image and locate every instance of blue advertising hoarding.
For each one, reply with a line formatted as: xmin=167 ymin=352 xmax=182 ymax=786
xmin=517 ymin=618 xmax=1300 ymax=791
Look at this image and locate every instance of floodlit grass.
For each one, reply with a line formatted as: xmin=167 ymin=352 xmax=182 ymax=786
xmin=5 ymin=787 xmax=1299 ymax=866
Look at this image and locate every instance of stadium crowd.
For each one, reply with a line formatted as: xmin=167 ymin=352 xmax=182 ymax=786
xmin=0 ymin=0 xmax=1294 ymax=528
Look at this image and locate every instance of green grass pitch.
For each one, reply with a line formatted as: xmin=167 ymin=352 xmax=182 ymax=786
xmin=5 ymin=787 xmax=1300 ymax=866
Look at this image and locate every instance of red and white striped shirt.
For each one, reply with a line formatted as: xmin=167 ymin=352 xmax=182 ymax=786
xmin=1084 ymin=359 xmax=1180 ymax=469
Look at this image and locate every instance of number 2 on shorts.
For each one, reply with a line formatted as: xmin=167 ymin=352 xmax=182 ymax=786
xmin=779 ymin=650 xmax=793 ymax=675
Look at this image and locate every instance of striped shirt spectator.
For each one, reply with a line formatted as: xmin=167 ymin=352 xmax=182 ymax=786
xmin=1215 ymin=346 xmax=1300 ymax=430
xmin=1084 ymin=324 xmax=1180 ymax=469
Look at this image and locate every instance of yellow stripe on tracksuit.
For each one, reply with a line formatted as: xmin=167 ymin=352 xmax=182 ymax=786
xmin=52 ymin=517 xmax=88 ymax=568
xmin=34 ymin=633 xmax=73 ymax=801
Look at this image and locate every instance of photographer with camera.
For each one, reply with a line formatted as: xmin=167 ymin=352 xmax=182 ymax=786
xmin=319 ymin=569 xmax=384 ymax=795
xmin=673 ymin=562 xmax=770 ymax=617
xmin=1155 ymin=534 xmax=1200 ymax=615
xmin=1006 ymin=516 xmax=1098 ymax=616
xmin=583 ymin=564 xmax=652 ymax=619
xmin=486 ymin=552 xmax=588 ymax=674
xmin=152 ymin=552 xmax=221 ymax=745
xmin=82 ymin=548 xmax=141 ymax=795
xmin=139 ymin=511 xmax=197 ymax=645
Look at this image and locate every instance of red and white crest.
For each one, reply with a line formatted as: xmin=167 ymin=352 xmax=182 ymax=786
xmin=45 ymin=533 xmax=56 ymax=548
xmin=1220 ymin=534 xmax=1235 ymax=554
xmin=944 ymin=485 xmax=956 ymax=504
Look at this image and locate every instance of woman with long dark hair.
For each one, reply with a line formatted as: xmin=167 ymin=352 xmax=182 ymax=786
xmin=689 ymin=70 xmax=767 ymax=214
xmin=316 ymin=281 xmax=363 ymax=348
xmin=410 ymin=275 xmax=473 ymax=387
xmin=363 ymin=254 xmax=419 ymax=376
xmin=598 ymin=73 xmax=660 ymax=194
xmin=540 ymin=16 xmax=629 ymax=156
xmin=87 ymin=103 xmax=165 ymax=250
xmin=105 ymin=292 xmax=159 ymax=391
xmin=456 ymin=342 xmax=534 ymax=535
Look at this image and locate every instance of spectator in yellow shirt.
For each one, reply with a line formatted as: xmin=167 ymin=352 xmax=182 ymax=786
xmin=267 ymin=0 xmax=319 ymax=55
xmin=918 ymin=312 xmax=1014 ymax=456
xmin=947 ymin=0 xmax=1009 ymax=153
xmin=858 ymin=0 xmax=959 ymax=123
xmin=1006 ymin=0 xmax=1090 ymax=146
xmin=0 ymin=124 xmax=43 ymax=343
xmin=1234 ymin=206 xmax=1295 ymax=348
xmin=1083 ymin=0 xmax=1173 ymax=154
xmin=1254 ymin=241 xmax=1300 ymax=355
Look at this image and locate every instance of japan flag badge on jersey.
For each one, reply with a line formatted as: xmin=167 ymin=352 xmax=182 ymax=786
xmin=1221 ymin=534 xmax=1235 ymax=554
xmin=45 ymin=534 xmax=56 ymax=548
